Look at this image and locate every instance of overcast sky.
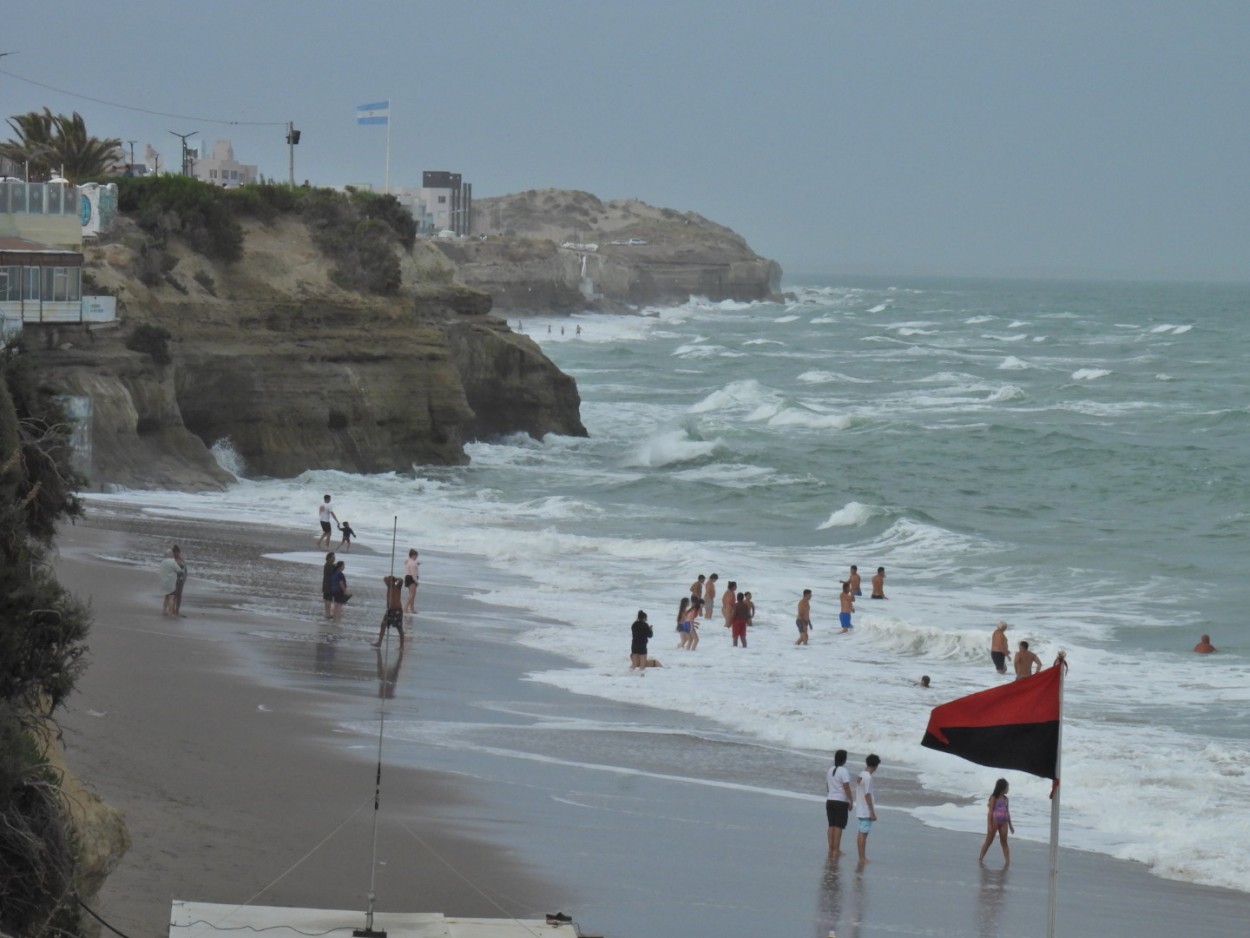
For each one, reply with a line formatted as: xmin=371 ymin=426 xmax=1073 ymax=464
xmin=4 ymin=1 xmax=1247 ymax=281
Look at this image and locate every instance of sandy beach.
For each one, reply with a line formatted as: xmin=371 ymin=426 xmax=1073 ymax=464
xmin=55 ymin=506 xmax=1250 ymax=938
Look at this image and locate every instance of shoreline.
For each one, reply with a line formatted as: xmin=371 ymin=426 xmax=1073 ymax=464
xmin=55 ymin=505 xmax=1250 ymax=938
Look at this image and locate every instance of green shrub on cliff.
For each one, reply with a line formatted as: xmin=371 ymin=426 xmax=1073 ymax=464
xmin=116 ymin=175 xmax=244 ymax=262
xmin=0 ymin=345 xmax=92 ymax=938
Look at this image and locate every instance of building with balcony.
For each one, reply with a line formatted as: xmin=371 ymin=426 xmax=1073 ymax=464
xmin=192 ymin=139 xmax=258 ymax=188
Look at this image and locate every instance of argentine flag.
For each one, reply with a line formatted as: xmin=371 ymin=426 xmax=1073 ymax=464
xmin=356 ymin=100 xmax=390 ymax=126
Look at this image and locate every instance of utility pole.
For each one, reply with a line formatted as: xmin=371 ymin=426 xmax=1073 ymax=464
xmin=126 ymin=140 xmax=136 ymax=175
xmin=285 ymin=122 xmax=300 ymax=186
xmin=168 ymin=130 xmax=197 ymax=176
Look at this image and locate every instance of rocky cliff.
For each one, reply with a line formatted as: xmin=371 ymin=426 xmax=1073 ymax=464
xmin=29 ymin=216 xmax=586 ymax=490
xmin=457 ymin=189 xmax=783 ymax=311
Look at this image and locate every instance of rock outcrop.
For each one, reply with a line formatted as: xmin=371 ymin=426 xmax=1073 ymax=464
xmin=459 ymin=189 xmax=783 ymax=311
xmin=28 ymin=216 xmax=586 ymax=490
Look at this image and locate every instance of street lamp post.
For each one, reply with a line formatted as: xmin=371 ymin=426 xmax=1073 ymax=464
xmin=168 ymin=130 xmax=198 ymax=176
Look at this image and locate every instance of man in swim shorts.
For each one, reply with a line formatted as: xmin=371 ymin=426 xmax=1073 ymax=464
xmin=848 ymin=565 xmax=862 ymax=597
xmin=372 ymin=575 xmax=405 ymax=648
xmin=839 ymin=581 xmax=855 ymax=633
xmin=854 ymin=754 xmax=881 ymax=862
xmin=795 ymin=589 xmax=813 ymax=645
xmin=731 ymin=592 xmax=750 ymax=647
xmin=991 ymin=620 xmax=1010 ymax=673
xmin=870 ymin=566 xmax=887 ymax=599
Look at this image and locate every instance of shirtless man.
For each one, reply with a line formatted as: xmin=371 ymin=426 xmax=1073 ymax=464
xmin=990 ymin=621 xmax=1010 ymax=673
xmin=1193 ymin=634 xmax=1217 ymax=654
xmin=704 ymin=573 xmax=718 ymax=618
xmin=838 ymin=581 xmax=855 ymax=633
xmin=744 ymin=591 xmax=756 ymax=625
xmin=848 ymin=565 xmax=862 ymax=597
xmin=795 ymin=589 xmax=813 ymax=645
xmin=372 ymin=575 xmax=405 ymax=648
xmin=722 ymin=580 xmax=738 ymax=627
xmin=870 ymin=567 xmax=887 ymax=599
xmin=690 ymin=574 xmax=706 ymax=604
xmin=1013 ymin=640 xmax=1042 ymax=680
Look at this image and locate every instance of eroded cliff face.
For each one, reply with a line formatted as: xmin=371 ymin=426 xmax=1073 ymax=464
xmin=461 ymin=189 xmax=783 ymax=310
xmin=29 ymin=218 xmax=586 ymax=490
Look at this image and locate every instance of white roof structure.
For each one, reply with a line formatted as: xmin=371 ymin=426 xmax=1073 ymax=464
xmin=170 ymin=901 xmax=583 ymax=938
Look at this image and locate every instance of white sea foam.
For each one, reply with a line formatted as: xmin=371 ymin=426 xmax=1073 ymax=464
xmin=773 ymin=315 xmax=799 ymax=323
xmin=817 ymin=501 xmax=883 ymax=529
xmin=1072 ymin=368 xmax=1112 ymax=380
xmin=624 ymin=429 xmax=717 ymax=468
xmin=998 ymin=356 xmax=1030 ymax=370
xmin=867 ymin=303 xmax=889 ymax=313
xmin=209 ymin=438 xmax=244 ymax=478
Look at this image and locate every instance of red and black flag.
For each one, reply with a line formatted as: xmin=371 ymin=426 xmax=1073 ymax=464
xmin=921 ymin=666 xmax=1061 ymax=779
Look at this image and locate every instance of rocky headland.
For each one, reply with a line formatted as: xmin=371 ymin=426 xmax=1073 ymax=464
xmin=27 ymin=185 xmax=777 ymax=491
xmin=457 ymin=189 xmax=783 ymax=311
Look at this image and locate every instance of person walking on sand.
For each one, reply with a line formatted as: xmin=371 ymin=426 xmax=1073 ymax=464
xmin=795 ymin=589 xmax=813 ymax=645
xmin=978 ymin=778 xmax=1015 ymax=865
xmin=870 ymin=566 xmax=887 ymax=599
xmin=839 ymin=581 xmax=855 ymax=633
xmin=321 ymin=551 xmax=337 ymax=619
xmin=991 ymin=620 xmax=1010 ymax=673
xmin=372 ymin=575 xmax=405 ymax=648
xmin=1013 ymin=640 xmax=1041 ymax=680
xmin=317 ymin=494 xmax=339 ymax=549
xmin=403 ymin=549 xmax=421 ymax=614
xmin=704 ymin=573 xmax=718 ymax=619
xmin=159 ymin=548 xmax=180 ymax=616
xmin=854 ymin=754 xmax=881 ymax=862
xmin=630 ymin=610 xmax=652 ymax=673
xmin=848 ymin=565 xmax=862 ymax=597
xmin=825 ymin=749 xmax=853 ymax=855
xmin=171 ymin=545 xmax=188 ymax=616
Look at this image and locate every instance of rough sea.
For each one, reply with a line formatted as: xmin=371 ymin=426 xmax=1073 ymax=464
xmin=92 ymin=276 xmax=1250 ymax=894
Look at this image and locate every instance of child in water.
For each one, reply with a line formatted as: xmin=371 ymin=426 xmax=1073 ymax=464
xmin=337 ymin=521 xmax=356 ymax=552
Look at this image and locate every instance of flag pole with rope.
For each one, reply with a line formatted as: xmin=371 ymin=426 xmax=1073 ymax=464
xmin=356 ymin=516 xmax=399 ymax=938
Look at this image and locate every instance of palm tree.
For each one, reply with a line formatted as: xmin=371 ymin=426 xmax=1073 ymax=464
xmin=0 ymin=108 xmax=122 ymax=183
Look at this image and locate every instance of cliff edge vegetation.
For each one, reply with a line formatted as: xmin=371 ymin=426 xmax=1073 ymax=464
xmin=29 ymin=179 xmax=586 ymax=490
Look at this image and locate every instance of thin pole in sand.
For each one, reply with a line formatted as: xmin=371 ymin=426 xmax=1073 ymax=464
xmin=355 ymin=516 xmax=399 ymax=938
xmin=1046 ymin=650 xmax=1067 ymax=938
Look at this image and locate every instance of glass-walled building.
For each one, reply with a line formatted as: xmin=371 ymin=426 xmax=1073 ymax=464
xmin=0 ymin=179 xmax=84 ymax=250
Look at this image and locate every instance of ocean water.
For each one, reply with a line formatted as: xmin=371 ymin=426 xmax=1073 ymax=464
xmin=89 ymin=276 xmax=1250 ymax=894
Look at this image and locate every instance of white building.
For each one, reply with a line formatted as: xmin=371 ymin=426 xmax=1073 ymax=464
xmin=192 ymin=140 xmax=258 ymax=188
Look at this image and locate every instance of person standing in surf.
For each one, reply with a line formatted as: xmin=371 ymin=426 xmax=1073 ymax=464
xmin=704 ymin=573 xmax=718 ymax=619
xmin=630 ymin=610 xmax=652 ymax=672
xmin=848 ymin=564 xmax=862 ymax=597
xmin=722 ymin=580 xmax=737 ymax=628
xmin=1013 ymin=640 xmax=1041 ymax=680
xmin=870 ymin=566 xmax=887 ymax=599
xmin=731 ymin=592 xmax=751 ymax=647
xmin=839 ymin=581 xmax=855 ymax=633
xmin=795 ymin=589 xmax=813 ymax=645
xmin=978 ymin=778 xmax=1014 ymax=865
xmin=677 ymin=596 xmax=692 ymax=649
xmin=991 ymin=620 xmax=1010 ymax=673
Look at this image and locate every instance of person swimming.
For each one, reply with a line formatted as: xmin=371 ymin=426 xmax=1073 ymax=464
xmin=1193 ymin=634 xmax=1217 ymax=654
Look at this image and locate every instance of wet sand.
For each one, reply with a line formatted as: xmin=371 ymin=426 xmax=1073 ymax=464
xmin=55 ymin=507 xmax=1250 ymax=938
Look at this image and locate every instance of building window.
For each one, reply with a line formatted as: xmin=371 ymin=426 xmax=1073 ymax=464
xmin=438 ymin=195 xmax=446 ymax=204
xmin=0 ymin=266 xmax=18 ymax=301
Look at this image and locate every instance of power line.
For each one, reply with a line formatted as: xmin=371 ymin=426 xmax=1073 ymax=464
xmin=0 ymin=67 xmax=287 ymax=127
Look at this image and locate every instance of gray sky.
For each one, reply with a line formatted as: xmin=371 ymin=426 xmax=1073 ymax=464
xmin=4 ymin=1 xmax=1247 ymax=281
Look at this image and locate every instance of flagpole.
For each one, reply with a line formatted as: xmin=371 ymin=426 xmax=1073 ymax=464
xmin=384 ymin=103 xmax=391 ymax=195
xmin=1046 ymin=650 xmax=1067 ymax=938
